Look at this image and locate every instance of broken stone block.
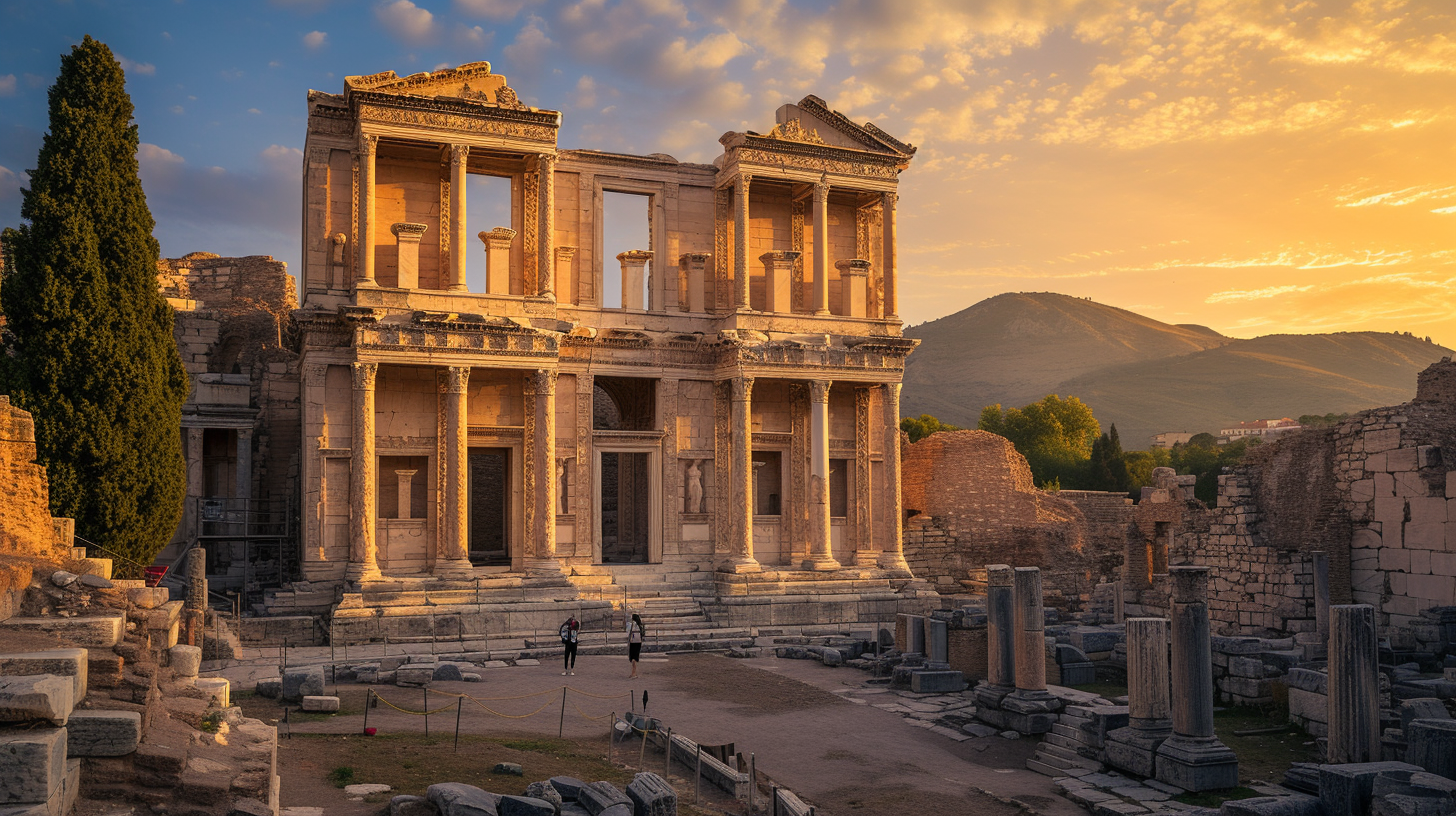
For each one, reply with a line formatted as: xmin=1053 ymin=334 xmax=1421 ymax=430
xmin=1321 ymin=762 xmax=1426 ymax=816
xmin=301 ymin=696 xmax=339 ymax=712
xmin=1406 ymin=720 xmax=1456 ymax=780
xmin=390 ymin=794 xmax=440 ymax=816
xmin=256 ymin=677 xmax=281 ymax=698
xmin=170 ymin=645 xmax=202 ymax=677
xmin=229 ymin=797 xmax=273 ymax=816
xmin=1401 ymin=700 xmax=1452 ymax=736
xmin=396 ymin=666 xmax=435 ymax=686
xmin=282 ymin=667 xmax=324 ymax=702
xmin=345 ymin=783 xmax=393 ymax=797
xmin=0 ymin=614 xmax=124 ymax=648
xmin=426 ymin=782 xmax=502 ymax=816
xmin=0 ymin=727 xmax=68 ymax=803
xmin=578 ymin=781 xmax=632 ymax=814
xmin=195 ymin=677 xmax=230 ymax=708
xmin=910 ymin=670 xmax=965 ymax=693
xmin=77 ymin=574 xmax=112 ymax=589
xmin=0 ymin=650 xmax=88 ymax=703
xmin=65 ymin=710 xmax=141 ymax=757
xmin=626 ymin=772 xmax=676 ymax=816
xmin=523 ymin=781 xmax=562 ymax=811
xmin=0 ymin=676 xmax=74 ymax=726
xmin=432 ymin=664 xmax=463 ymax=682
xmin=550 ymin=776 xmax=586 ymax=801
xmin=498 ymin=796 xmax=555 ymax=816
xmin=1221 ymin=794 xmax=1323 ymax=816
xmin=126 ymin=587 xmax=168 ymax=610
xmin=494 ymin=762 xmax=523 ymax=776
xmin=49 ymin=572 xmax=78 ymax=588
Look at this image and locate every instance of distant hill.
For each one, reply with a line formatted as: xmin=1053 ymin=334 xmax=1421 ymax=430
xmin=903 ymin=292 xmax=1452 ymax=447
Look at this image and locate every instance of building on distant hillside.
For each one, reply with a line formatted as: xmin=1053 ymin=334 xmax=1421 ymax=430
xmin=1150 ymin=432 xmax=1194 ymax=449
xmin=1218 ymin=418 xmax=1302 ymax=441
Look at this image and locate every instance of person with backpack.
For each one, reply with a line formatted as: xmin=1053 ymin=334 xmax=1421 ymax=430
xmin=627 ymin=613 xmax=645 ymax=678
xmin=560 ymin=615 xmax=579 ymax=676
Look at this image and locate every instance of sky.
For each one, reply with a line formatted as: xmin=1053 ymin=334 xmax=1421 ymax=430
xmin=1 ymin=0 xmax=1453 ymax=343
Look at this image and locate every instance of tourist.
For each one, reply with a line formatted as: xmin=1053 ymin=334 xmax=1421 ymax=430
xmin=560 ymin=615 xmax=579 ymax=676
xmin=627 ymin=613 xmax=646 ymax=678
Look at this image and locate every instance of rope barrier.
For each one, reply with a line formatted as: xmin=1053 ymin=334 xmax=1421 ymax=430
xmin=372 ymin=694 xmax=462 ymax=717
xmin=570 ymin=700 xmax=617 ymax=722
xmin=466 ymin=696 xmax=560 ymax=720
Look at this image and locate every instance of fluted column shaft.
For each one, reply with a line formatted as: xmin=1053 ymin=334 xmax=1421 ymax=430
xmin=448 ymin=145 xmax=469 ymax=291
xmin=882 ymin=191 xmax=897 ymax=319
xmin=727 ymin=376 xmax=760 ymax=571
xmin=525 ymin=369 xmax=559 ymax=570
xmin=347 ymin=362 xmax=381 ymax=582
xmin=437 ymin=366 xmax=472 ymax=576
xmin=357 ymin=134 xmax=378 ymax=287
xmin=1328 ymin=604 xmax=1380 ymax=763
xmin=986 ymin=564 xmax=1016 ymax=689
xmin=803 ymin=380 xmax=840 ymax=571
xmin=1126 ymin=617 xmax=1172 ymax=734
xmin=734 ymin=175 xmax=752 ymax=309
xmin=879 ymin=383 xmax=910 ymax=571
xmin=813 ymin=181 xmax=830 ymax=315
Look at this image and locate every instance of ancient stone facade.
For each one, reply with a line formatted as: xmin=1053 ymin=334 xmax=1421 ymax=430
xmin=0 ymin=396 xmax=73 ymax=562
xmin=290 ymin=61 xmax=924 ymax=627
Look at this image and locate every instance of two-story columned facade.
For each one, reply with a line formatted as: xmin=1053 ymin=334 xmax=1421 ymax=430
xmin=294 ymin=63 xmax=927 ymax=632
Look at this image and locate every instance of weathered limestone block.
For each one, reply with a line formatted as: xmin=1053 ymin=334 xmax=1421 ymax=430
xmin=427 ymin=783 xmax=502 ymax=816
xmin=255 ymin=678 xmax=281 ymax=698
xmin=87 ymin=653 xmax=122 ymax=689
xmin=1321 ymin=762 xmax=1425 ymax=816
xmin=301 ymin=696 xmax=339 ymax=712
xmin=0 ymin=650 xmax=87 ymax=703
xmin=1330 ymin=605 xmax=1381 ymax=765
xmin=0 ymin=728 xmax=67 ymax=803
xmin=126 ymin=587 xmax=169 ymax=610
xmin=0 ymin=676 xmax=73 ymax=726
xmin=65 ymin=710 xmax=141 ymax=757
xmin=397 ymin=666 xmax=435 ymax=686
xmin=578 ymin=781 xmax=632 ymax=815
xmin=195 ymin=677 xmax=230 ymax=708
xmin=1221 ymin=795 xmax=1323 ymax=816
xmin=391 ymin=794 xmax=440 ymax=816
xmin=281 ymin=667 xmax=324 ymax=702
xmin=0 ymin=614 xmax=123 ymax=648
xmin=550 ymin=777 xmax=586 ymax=801
xmin=1400 ymin=700 xmax=1450 ymax=736
xmin=911 ymin=671 xmax=965 ymax=693
xmin=626 ymin=772 xmax=676 ymax=816
xmin=1406 ymin=720 xmax=1456 ymax=779
xmin=170 ymin=645 xmax=202 ymax=678
xmin=498 ymin=796 xmax=555 ymax=816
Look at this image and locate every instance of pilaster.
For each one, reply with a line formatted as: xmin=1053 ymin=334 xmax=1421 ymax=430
xmin=538 ymin=153 xmax=556 ymax=299
xmin=881 ymin=191 xmax=897 ymax=319
xmin=734 ymin=175 xmax=752 ymax=310
xmin=853 ymin=386 xmax=876 ymax=567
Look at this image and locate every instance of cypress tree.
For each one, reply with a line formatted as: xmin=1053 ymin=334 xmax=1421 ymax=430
xmin=1 ymin=36 xmax=188 ymax=573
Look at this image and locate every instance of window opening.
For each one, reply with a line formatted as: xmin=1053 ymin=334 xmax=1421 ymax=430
xmin=593 ymin=377 xmax=656 ymax=431
xmin=752 ymin=451 xmax=782 ymax=516
xmin=600 ymin=451 xmax=650 ymax=563
xmin=378 ymin=456 xmax=427 ymax=519
xmin=468 ymin=448 xmax=510 ymax=564
xmin=202 ymin=428 xmax=238 ymax=498
xmin=466 ymin=174 xmax=512 ymax=293
xmin=602 ymin=191 xmax=650 ymax=309
xmin=829 ymin=458 xmax=849 ymax=518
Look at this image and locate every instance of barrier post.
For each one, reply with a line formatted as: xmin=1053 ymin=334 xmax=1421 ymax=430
xmin=749 ymin=753 xmax=756 ymax=812
xmin=609 ymin=713 xmax=615 ymax=765
xmin=639 ymin=724 xmax=648 ymax=768
xmin=558 ymin=686 xmax=567 ymax=738
xmin=771 ymin=784 xmax=778 ymax=816
xmin=664 ymin=726 xmax=671 ymax=780
xmin=362 ymin=688 xmax=372 ymax=735
xmin=695 ymin=744 xmax=702 ymax=805
xmin=454 ymin=697 xmax=462 ymax=752
xmin=424 ymin=687 xmax=430 ymax=737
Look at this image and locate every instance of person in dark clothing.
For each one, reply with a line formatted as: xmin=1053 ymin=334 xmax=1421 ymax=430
xmin=627 ymin=613 xmax=645 ymax=678
xmin=560 ymin=616 xmax=579 ymax=675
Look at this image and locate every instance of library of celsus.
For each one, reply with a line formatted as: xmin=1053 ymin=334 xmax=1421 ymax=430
xmin=286 ymin=62 xmax=931 ymax=637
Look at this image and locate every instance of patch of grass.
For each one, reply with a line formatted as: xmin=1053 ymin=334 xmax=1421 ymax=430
xmin=328 ymin=766 xmax=356 ymax=788
xmin=1214 ymin=705 xmax=1319 ymax=784
xmin=1175 ymin=786 xmax=1262 ymax=808
xmin=200 ymin=711 xmax=224 ymax=733
xmin=498 ymin=737 xmax=570 ymax=756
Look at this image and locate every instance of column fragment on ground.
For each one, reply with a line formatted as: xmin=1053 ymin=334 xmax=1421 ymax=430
xmin=346 ymin=362 xmax=381 ymax=582
xmin=1106 ymin=617 xmax=1172 ymax=776
xmin=1327 ymin=603 xmax=1380 ymax=764
xmin=1154 ymin=566 xmax=1238 ymax=791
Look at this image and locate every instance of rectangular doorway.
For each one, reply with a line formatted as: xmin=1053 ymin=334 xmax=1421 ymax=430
xmin=600 ymin=451 xmax=651 ymax=563
xmin=468 ymin=448 xmax=510 ymax=565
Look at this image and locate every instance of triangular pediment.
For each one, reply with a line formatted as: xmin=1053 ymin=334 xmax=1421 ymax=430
xmin=767 ymin=96 xmax=916 ymax=157
xmin=345 ymin=62 xmax=527 ymax=109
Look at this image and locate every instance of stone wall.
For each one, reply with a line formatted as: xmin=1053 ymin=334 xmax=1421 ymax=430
xmin=901 ymin=430 xmax=1091 ymax=608
xmin=1058 ymin=490 xmax=1136 ymax=580
xmin=0 ymin=395 xmax=73 ymax=563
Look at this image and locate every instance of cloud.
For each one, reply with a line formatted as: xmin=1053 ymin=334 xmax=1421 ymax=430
xmin=117 ymin=57 xmax=156 ymax=77
xmin=454 ymin=0 xmax=527 ymax=20
xmin=502 ymin=15 xmax=551 ymax=66
xmin=261 ymin=145 xmax=303 ymax=164
xmin=0 ymin=75 xmax=17 ymax=97
xmin=376 ymin=0 xmax=435 ymax=43
xmin=658 ymin=31 xmax=746 ymax=77
xmin=1205 ymin=285 xmax=1315 ymax=304
xmin=573 ymin=75 xmax=596 ymax=108
xmin=303 ymin=30 xmax=328 ymax=49
xmin=138 ymin=143 xmax=185 ymax=165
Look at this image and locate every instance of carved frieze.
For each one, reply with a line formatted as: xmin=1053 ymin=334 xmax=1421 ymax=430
xmin=765 ymin=119 xmax=826 ymax=145
xmin=732 ymin=147 xmax=900 ymax=180
xmin=355 ymin=100 xmax=558 ymax=144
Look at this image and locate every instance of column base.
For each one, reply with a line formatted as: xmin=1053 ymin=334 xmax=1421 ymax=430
xmin=447 ymin=284 xmax=468 ymax=292
xmin=523 ymin=557 xmax=564 ymax=577
xmin=720 ymin=556 xmax=761 ymax=574
xmin=344 ymin=562 xmax=382 ymax=584
xmin=433 ymin=558 xmax=474 ymax=578
xmin=801 ymin=556 xmax=841 ymax=571
xmin=1003 ymin=688 xmax=1061 ymax=715
xmin=974 ymin=681 xmax=1014 ymax=709
xmin=1154 ymin=735 xmax=1240 ymax=792
xmin=1105 ymin=725 xmax=1172 ymax=777
xmin=878 ymin=552 xmax=912 ymax=575
xmin=852 ymin=550 xmax=879 ymax=568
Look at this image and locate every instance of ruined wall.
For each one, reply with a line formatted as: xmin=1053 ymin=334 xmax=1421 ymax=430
xmin=0 ymin=395 xmax=73 ymax=561
xmin=1058 ymin=490 xmax=1136 ymax=581
xmin=901 ymin=430 xmax=1091 ymax=607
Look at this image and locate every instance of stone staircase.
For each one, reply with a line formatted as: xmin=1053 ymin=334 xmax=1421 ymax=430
xmin=1027 ymin=707 xmax=1105 ymax=777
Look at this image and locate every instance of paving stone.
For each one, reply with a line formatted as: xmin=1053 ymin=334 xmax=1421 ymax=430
xmin=65 ymin=710 xmax=141 ymax=757
xmin=0 ymin=728 xmax=68 ymax=803
xmin=427 ymin=782 xmax=503 ymax=816
xmin=0 ymin=675 xmax=73 ymax=726
xmin=346 ymin=784 xmax=393 ymax=796
xmin=626 ymin=772 xmax=676 ymax=816
xmin=515 ymin=660 xmax=540 ymax=667
xmin=301 ymin=696 xmax=339 ymax=712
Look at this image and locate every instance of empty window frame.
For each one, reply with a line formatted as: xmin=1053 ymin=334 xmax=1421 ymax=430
xmin=829 ymin=458 xmax=849 ymax=518
xmin=378 ymin=456 xmax=428 ymax=519
xmin=593 ymin=377 xmax=656 ymax=431
xmin=466 ymin=173 xmax=513 ymax=293
xmin=752 ymin=451 xmax=783 ymax=516
xmin=601 ymin=191 xmax=650 ymax=309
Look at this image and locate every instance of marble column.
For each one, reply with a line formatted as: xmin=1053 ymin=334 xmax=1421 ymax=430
xmin=480 ymin=228 xmax=516 ymax=295
xmin=1155 ymin=566 xmax=1238 ymax=791
xmin=852 ymin=386 xmax=876 ymax=567
xmin=978 ymin=564 xmax=1017 ymax=706
xmin=185 ymin=545 xmax=206 ymax=648
xmin=761 ymin=251 xmax=798 ymax=313
xmin=881 ymin=191 xmax=897 ymax=319
xmin=725 ymin=376 xmax=760 ymax=572
xmin=803 ymin=380 xmax=840 ymax=571
xmin=538 ymin=153 xmax=556 ymax=299
xmin=680 ymin=252 xmax=710 ymax=313
xmin=878 ymin=383 xmax=911 ymax=572
xmin=235 ymin=427 xmax=253 ymax=504
xmin=836 ymin=259 xmax=870 ymax=317
xmin=812 ymin=181 xmax=830 ymax=315
xmin=391 ymin=223 xmax=427 ymax=290
xmin=356 ymin=133 xmax=377 ymax=287
xmin=448 ymin=145 xmax=469 ymax=291
xmin=525 ymin=369 xmax=561 ymax=574
xmin=734 ymin=175 xmax=752 ymax=310
xmin=1327 ymin=603 xmax=1380 ymax=764
xmin=1002 ymin=566 xmax=1059 ymax=732
xmin=437 ymin=366 xmax=472 ymax=577
xmin=1105 ymin=617 xmax=1172 ymax=776
xmin=346 ymin=362 xmax=381 ymax=582
xmin=554 ymin=246 xmax=576 ymax=305
xmin=184 ymin=427 xmax=203 ymax=542
xmin=618 ymin=250 xmax=652 ymax=311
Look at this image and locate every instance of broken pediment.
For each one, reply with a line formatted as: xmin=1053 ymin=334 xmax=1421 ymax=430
xmin=766 ymin=97 xmax=916 ymax=157
xmin=344 ymin=62 xmax=526 ymax=109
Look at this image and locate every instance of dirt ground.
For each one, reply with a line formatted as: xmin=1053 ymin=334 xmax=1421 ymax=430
xmin=248 ymin=651 xmax=1069 ymax=816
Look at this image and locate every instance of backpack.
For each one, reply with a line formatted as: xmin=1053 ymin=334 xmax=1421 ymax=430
xmin=560 ymin=621 xmax=575 ymax=643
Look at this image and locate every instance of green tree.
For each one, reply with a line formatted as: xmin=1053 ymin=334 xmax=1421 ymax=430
xmin=1169 ymin=434 xmax=1259 ymax=503
xmin=1124 ymin=447 xmax=1171 ymax=493
xmin=900 ymin=413 xmax=962 ymax=443
xmin=1 ymin=37 xmax=189 ymax=573
xmin=979 ymin=395 xmax=1099 ymax=488
xmin=1297 ymin=412 xmax=1349 ymax=428
xmin=1087 ymin=423 xmax=1130 ymax=493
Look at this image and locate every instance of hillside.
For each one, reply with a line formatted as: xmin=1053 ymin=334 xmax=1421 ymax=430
xmin=903 ymin=292 xmax=1229 ymax=424
xmin=902 ymin=293 xmax=1453 ymax=447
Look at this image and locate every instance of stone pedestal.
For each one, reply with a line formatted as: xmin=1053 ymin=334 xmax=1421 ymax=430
xmin=554 ymin=246 xmax=576 ymax=305
xmin=1328 ymin=604 xmax=1380 ymax=764
xmin=480 ymin=227 xmax=515 ymax=295
xmin=835 ymin=259 xmax=870 ymax=317
xmin=907 ymin=614 xmax=926 ymax=656
xmin=391 ymin=222 xmax=427 ymax=289
xmin=680 ymin=253 xmax=709 ymax=313
xmin=926 ymin=618 xmax=949 ymax=668
xmin=618 ymin=250 xmax=652 ymax=311
xmin=975 ymin=564 xmax=1016 ymax=708
xmin=1155 ymin=566 xmax=1238 ymax=791
xmin=1106 ymin=617 xmax=1173 ymax=777
xmin=761 ymin=251 xmax=798 ymax=313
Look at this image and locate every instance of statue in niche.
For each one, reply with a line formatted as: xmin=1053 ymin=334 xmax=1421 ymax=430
xmin=557 ymin=458 xmax=570 ymax=515
xmin=685 ymin=459 xmax=704 ymax=514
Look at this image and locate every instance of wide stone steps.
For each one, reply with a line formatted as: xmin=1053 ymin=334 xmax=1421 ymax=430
xmin=1027 ymin=742 xmax=1102 ymax=777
